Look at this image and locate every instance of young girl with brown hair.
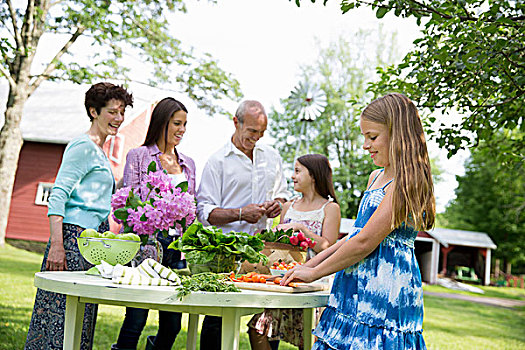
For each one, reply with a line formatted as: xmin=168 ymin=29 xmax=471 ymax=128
xmin=281 ymin=93 xmax=435 ymax=349
xmin=248 ymin=153 xmax=341 ymax=350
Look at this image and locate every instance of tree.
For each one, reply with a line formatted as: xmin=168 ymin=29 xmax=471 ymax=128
xmin=0 ymin=0 xmax=242 ymax=245
xmin=269 ymin=30 xmax=399 ymax=218
xmin=292 ymin=0 xmax=524 ymax=165
xmin=441 ymin=134 xmax=525 ymax=272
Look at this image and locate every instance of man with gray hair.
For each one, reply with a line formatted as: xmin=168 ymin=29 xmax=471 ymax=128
xmin=196 ymin=100 xmax=290 ymax=349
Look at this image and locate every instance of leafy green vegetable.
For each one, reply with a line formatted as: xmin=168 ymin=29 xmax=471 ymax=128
xmin=256 ymin=228 xmax=294 ymax=245
xmin=169 ymin=223 xmax=268 ymax=265
xmin=176 ymin=272 xmax=240 ymax=300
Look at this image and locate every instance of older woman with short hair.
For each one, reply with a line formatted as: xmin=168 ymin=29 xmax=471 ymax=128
xmin=25 ymin=82 xmax=133 ymax=350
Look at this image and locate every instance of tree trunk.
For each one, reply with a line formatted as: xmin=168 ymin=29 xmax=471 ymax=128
xmin=0 ymin=0 xmax=54 ymax=246
xmin=0 ymin=85 xmax=29 ymax=246
xmin=506 ymin=262 xmax=512 ymax=276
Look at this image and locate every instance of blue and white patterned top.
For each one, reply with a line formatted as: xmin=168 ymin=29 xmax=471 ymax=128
xmin=312 ymin=172 xmax=426 ymax=350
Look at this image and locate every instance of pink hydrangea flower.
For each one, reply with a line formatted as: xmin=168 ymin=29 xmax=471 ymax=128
xmin=110 ymin=164 xmax=196 ymax=238
xmin=111 ymin=187 xmax=131 ymax=210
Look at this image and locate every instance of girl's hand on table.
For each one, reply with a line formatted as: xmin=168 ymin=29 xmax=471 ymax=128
xmin=280 ymin=265 xmax=316 ymax=285
xmin=46 ymin=242 xmax=67 ymax=271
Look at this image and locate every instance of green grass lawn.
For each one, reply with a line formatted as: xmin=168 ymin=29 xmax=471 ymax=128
xmin=421 ymin=283 xmax=525 ymax=349
xmin=423 ymin=293 xmax=525 ymax=349
xmin=423 ymin=283 xmax=525 ymax=301
xmin=1 ymin=243 xmax=524 ymax=349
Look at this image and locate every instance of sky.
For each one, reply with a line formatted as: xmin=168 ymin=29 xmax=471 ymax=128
xmin=164 ymin=0 xmax=469 ymax=212
xmin=170 ymin=0 xmax=421 ymax=110
xmin=7 ymin=0 xmax=469 ymax=213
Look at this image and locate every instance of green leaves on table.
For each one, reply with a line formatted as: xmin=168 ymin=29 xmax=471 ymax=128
xmin=256 ymin=228 xmax=294 ymax=245
xmin=176 ymin=272 xmax=240 ymax=300
xmin=168 ymin=223 xmax=268 ymax=265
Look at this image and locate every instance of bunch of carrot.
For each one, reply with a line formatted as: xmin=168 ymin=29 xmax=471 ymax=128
xmin=229 ymin=272 xmax=297 ymax=286
xmin=229 ymin=271 xmax=269 ymax=283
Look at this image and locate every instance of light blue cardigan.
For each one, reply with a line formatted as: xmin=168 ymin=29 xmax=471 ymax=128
xmin=47 ymin=134 xmax=115 ymax=230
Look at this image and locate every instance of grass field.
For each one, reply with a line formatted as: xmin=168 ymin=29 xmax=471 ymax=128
xmin=423 ymin=283 xmax=525 ymax=301
xmin=1 ymin=243 xmax=524 ymax=349
xmin=422 ymin=290 xmax=525 ymax=349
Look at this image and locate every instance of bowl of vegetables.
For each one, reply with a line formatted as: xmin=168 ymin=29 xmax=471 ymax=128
xmin=269 ymin=260 xmax=302 ymax=276
xmin=76 ymin=229 xmax=141 ymax=266
xmin=187 ymin=254 xmax=242 ymax=274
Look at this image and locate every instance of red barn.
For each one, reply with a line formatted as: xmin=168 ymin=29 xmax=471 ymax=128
xmin=6 ymin=142 xmax=66 ymax=241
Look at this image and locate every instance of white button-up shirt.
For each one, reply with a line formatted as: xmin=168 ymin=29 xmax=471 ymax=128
xmin=197 ymin=141 xmax=291 ymax=234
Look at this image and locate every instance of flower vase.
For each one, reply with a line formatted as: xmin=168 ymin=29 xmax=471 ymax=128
xmin=131 ymin=235 xmax=163 ymax=267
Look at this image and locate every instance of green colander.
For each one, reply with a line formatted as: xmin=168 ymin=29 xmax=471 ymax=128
xmin=76 ymin=237 xmax=141 ymax=266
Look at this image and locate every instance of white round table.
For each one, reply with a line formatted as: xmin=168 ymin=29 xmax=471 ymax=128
xmin=34 ymin=271 xmax=329 ymax=349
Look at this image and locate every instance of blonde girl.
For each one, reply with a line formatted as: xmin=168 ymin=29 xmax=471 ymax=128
xmin=281 ymin=93 xmax=435 ymax=349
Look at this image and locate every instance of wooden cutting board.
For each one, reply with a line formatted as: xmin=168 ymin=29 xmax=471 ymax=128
xmin=234 ymin=281 xmax=329 ymax=293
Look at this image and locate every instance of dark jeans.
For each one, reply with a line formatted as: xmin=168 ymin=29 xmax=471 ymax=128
xmin=116 ymin=308 xmax=181 ymax=349
xmin=200 ymin=316 xmax=222 ymax=350
xmin=115 ymin=234 xmax=186 ymax=349
xmin=157 ymin=234 xmax=187 ymax=270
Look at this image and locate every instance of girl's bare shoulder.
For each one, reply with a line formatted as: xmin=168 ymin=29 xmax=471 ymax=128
xmin=324 ymin=201 xmax=341 ymax=215
xmin=366 ymin=169 xmax=382 ymax=188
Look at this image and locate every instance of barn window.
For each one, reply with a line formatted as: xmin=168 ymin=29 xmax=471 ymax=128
xmin=35 ymin=182 xmax=54 ymax=206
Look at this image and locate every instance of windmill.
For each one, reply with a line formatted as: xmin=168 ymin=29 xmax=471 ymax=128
xmin=288 ymin=81 xmax=327 ymax=160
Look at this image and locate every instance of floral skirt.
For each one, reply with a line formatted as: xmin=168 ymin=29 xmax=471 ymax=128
xmin=248 ymin=307 xmax=322 ymax=349
xmin=25 ymin=222 xmax=108 ymax=350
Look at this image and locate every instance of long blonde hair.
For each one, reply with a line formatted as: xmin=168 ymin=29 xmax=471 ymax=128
xmin=361 ymin=93 xmax=435 ymax=231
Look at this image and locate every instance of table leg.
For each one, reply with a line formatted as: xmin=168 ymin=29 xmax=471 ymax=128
xmin=186 ymin=314 xmax=199 ymax=350
xmin=303 ymin=307 xmax=316 ymax=350
xmin=221 ymin=308 xmax=241 ymax=350
xmin=64 ymin=295 xmax=85 ymax=350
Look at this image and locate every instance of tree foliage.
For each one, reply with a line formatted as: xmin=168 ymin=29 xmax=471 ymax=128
xmin=0 ymin=0 xmax=242 ymax=114
xmin=441 ymin=134 xmax=525 ymax=269
xmin=0 ymin=0 xmax=243 ymax=245
xmin=292 ymin=0 xmax=524 ymax=166
xmin=269 ymin=31 xmax=398 ymax=218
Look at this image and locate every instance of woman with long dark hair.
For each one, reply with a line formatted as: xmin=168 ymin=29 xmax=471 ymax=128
xmin=112 ymin=97 xmax=196 ymax=350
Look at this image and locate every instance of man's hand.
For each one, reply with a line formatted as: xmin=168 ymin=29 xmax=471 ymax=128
xmin=263 ymin=200 xmax=282 ymax=218
xmin=241 ymin=204 xmax=266 ymax=223
xmin=46 ymin=242 xmax=67 ymax=271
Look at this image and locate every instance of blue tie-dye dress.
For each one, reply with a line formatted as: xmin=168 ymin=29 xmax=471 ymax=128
xmin=312 ymin=175 xmax=426 ymax=350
